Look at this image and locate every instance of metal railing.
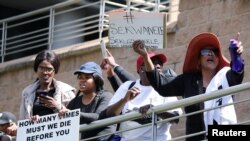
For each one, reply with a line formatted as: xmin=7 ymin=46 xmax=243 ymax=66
xmin=0 ymin=0 xmax=176 ymax=63
xmin=79 ymin=82 xmax=250 ymax=141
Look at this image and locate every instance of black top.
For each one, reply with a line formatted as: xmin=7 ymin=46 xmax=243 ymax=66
xmin=33 ymin=89 xmax=55 ymax=116
xmin=67 ymin=90 xmax=113 ymax=140
xmin=146 ymin=68 xmax=244 ymax=141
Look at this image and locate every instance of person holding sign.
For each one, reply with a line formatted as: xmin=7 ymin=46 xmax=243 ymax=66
xmin=59 ymin=62 xmax=113 ymax=141
xmin=133 ymin=32 xmax=244 ymax=141
xmin=100 ymin=53 xmax=182 ymax=141
xmin=19 ymin=50 xmax=76 ymax=120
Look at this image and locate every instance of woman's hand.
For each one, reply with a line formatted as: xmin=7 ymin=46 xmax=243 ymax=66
xmin=30 ymin=115 xmax=40 ymax=122
xmin=58 ymin=107 xmax=70 ymax=118
xmin=236 ymin=41 xmax=243 ymax=54
xmin=235 ymin=32 xmax=243 ymax=54
xmin=39 ymin=96 xmax=59 ymax=110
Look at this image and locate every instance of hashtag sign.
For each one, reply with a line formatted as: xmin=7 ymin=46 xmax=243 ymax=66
xmin=123 ymin=11 xmax=134 ymax=24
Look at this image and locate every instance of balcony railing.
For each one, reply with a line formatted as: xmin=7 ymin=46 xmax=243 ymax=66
xmin=0 ymin=0 xmax=177 ymax=63
xmin=79 ymin=82 xmax=250 ymax=141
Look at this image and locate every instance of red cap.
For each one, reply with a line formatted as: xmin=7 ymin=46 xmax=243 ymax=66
xmin=136 ymin=52 xmax=167 ymax=72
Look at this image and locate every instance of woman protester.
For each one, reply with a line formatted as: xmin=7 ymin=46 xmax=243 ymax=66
xmin=132 ymin=32 xmax=244 ymax=141
xmin=19 ymin=50 xmax=76 ymax=120
xmin=59 ymin=61 xmax=113 ymax=141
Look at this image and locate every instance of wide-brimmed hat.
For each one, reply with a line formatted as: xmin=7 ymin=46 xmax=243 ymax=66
xmin=137 ymin=52 xmax=167 ymax=72
xmin=183 ymin=32 xmax=230 ymax=73
xmin=0 ymin=112 xmax=16 ymax=125
xmin=74 ymin=62 xmax=103 ymax=78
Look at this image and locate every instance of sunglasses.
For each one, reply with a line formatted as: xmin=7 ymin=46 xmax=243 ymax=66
xmin=200 ymin=48 xmax=218 ymax=56
xmin=38 ymin=66 xmax=55 ymax=73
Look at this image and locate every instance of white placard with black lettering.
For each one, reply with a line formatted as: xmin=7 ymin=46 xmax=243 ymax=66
xmin=109 ymin=11 xmax=166 ymax=49
xmin=16 ymin=109 xmax=80 ymax=141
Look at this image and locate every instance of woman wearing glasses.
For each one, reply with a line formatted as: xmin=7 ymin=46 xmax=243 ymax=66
xmin=19 ymin=50 xmax=76 ymax=120
xmin=132 ymin=32 xmax=244 ymax=141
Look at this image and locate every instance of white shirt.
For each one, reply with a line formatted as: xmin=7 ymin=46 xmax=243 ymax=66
xmin=204 ymin=67 xmax=237 ymax=132
xmin=109 ymin=80 xmax=182 ymax=141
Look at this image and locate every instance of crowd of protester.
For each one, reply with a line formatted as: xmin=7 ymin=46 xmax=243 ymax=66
xmin=1 ymin=32 xmax=244 ymax=141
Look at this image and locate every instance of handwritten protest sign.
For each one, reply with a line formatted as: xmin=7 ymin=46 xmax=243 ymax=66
xmin=16 ymin=109 xmax=80 ymax=141
xmin=109 ymin=11 xmax=166 ymax=49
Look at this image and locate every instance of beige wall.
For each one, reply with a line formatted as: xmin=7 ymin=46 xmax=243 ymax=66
xmin=0 ymin=0 xmax=250 ymax=138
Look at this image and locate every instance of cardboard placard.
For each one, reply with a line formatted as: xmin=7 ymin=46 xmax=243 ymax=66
xmin=109 ymin=11 xmax=166 ymax=49
xmin=16 ymin=109 xmax=80 ymax=141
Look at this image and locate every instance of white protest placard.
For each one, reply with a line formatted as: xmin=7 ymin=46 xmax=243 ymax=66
xmin=16 ymin=109 xmax=80 ymax=141
xmin=109 ymin=11 xmax=166 ymax=49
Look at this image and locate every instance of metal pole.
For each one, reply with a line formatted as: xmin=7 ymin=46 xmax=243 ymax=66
xmin=99 ymin=0 xmax=105 ymax=40
xmin=154 ymin=0 xmax=160 ymax=12
xmin=1 ymin=22 xmax=7 ymax=62
xmin=126 ymin=0 xmax=131 ymax=12
xmin=48 ymin=8 xmax=55 ymax=50
xmin=99 ymin=0 xmax=107 ymax=58
xmin=151 ymin=111 xmax=157 ymax=141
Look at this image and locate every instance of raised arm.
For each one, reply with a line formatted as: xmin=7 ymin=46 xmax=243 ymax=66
xmin=132 ymin=40 xmax=154 ymax=72
xmin=227 ymin=32 xmax=244 ymax=86
xmin=101 ymin=55 xmax=122 ymax=91
xmin=101 ymin=49 xmax=136 ymax=91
